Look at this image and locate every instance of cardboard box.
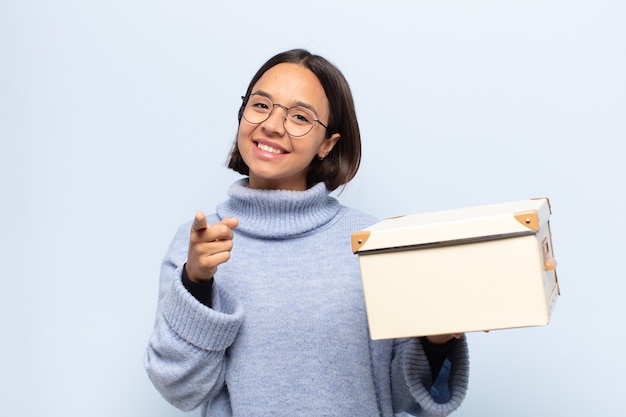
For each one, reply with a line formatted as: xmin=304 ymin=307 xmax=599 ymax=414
xmin=352 ymin=198 xmax=559 ymax=340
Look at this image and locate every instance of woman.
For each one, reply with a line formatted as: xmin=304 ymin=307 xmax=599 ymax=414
xmin=145 ymin=49 xmax=469 ymax=416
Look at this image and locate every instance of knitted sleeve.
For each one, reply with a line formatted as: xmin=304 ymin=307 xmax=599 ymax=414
xmin=144 ymin=223 xmax=244 ymax=411
xmin=390 ymin=336 xmax=470 ymax=416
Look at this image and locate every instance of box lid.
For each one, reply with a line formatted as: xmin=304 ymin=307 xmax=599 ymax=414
xmin=353 ymin=198 xmax=551 ymax=254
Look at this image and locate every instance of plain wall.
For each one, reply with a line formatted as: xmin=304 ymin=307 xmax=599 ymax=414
xmin=1 ymin=1 xmax=624 ymax=416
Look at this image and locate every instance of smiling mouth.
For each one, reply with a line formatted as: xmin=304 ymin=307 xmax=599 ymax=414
xmin=256 ymin=142 xmax=285 ymax=155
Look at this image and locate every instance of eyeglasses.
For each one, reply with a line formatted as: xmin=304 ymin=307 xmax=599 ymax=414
xmin=241 ymin=94 xmax=328 ymax=137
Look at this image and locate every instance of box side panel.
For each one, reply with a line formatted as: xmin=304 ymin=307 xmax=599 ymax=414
xmin=359 ymin=235 xmax=551 ymax=339
xmin=537 ymin=222 xmax=560 ymax=315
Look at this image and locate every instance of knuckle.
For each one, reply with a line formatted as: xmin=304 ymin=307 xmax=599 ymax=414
xmin=213 ymin=226 xmax=228 ymax=238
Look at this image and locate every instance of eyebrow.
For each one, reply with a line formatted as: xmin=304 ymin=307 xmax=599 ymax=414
xmin=251 ymin=90 xmax=320 ymax=116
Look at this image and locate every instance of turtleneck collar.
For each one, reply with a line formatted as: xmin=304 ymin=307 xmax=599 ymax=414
xmin=216 ymin=179 xmax=343 ymax=239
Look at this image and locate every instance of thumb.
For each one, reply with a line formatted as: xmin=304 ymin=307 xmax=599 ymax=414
xmin=220 ymin=217 xmax=239 ymax=230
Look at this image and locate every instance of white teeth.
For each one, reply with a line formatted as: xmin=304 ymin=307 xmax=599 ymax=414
xmin=257 ymin=142 xmax=283 ymax=154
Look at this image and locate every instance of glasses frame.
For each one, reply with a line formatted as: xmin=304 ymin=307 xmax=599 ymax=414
xmin=241 ymin=94 xmax=328 ymax=137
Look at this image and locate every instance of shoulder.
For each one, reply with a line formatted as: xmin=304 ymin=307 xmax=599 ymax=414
xmin=335 ymin=204 xmax=379 ymax=231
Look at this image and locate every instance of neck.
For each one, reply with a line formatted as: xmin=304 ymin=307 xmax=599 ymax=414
xmin=248 ymin=175 xmax=307 ymax=191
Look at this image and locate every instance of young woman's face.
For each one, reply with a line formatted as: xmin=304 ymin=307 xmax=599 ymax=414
xmin=237 ymin=63 xmax=340 ymax=191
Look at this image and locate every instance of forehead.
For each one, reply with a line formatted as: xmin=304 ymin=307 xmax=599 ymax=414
xmin=252 ymin=63 xmax=329 ymax=113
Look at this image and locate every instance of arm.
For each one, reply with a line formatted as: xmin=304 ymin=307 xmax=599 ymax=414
xmin=182 ymin=264 xmax=214 ymax=307
xmin=144 ymin=217 xmax=243 ymax=411
xmin=421 ymin=336 xmax=460 ymax=382
xmin=390 ymin=335 xmax=470 ymax=417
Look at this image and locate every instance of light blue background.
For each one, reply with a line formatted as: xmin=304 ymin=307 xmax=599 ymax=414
xmin=1 ymin=1 xmax=624 ymax=416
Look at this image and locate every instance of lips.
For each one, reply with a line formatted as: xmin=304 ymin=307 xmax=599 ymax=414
xmin=255 ymin=141 xmax=286 ymax=155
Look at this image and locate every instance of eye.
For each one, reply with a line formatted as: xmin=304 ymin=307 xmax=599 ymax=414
xmin=288 ymin=107 xmax=315 ymax=125
xmin=248 ymin=96 xmax=271 ymax=112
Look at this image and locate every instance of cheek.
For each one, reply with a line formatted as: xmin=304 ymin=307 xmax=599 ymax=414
xmin=236 ymin=123 xmax=253 ymax=148
xmin=309 ymin=135 xmax=330 ymax=155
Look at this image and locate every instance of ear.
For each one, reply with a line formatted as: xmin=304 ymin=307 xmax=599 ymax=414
xmin=317 ymin=133 xmax=341 ymax=159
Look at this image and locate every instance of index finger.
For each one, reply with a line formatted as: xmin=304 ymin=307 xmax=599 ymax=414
xmin=191 ymin=211 xmax=208 ymax=231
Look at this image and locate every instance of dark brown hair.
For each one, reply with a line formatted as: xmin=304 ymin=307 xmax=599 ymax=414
xmin=227 ymin=49 xmax=361 ymax=191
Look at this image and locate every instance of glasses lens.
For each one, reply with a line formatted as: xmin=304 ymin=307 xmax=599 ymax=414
xmin=243 ymin=95 xmax=272 ymax=124
xmin=284 ymin=107 xmax=317 ymax=137
xmin=242 ymin=94 xmax=320 ymax=137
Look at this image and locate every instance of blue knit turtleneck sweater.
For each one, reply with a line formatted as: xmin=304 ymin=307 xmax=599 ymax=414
xmin=145 ymin=179 xmax=469 ymax=416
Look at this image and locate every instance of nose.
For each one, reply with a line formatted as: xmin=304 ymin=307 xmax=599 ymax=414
xmin=262 ymin=104 xmax=288 ymax=134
